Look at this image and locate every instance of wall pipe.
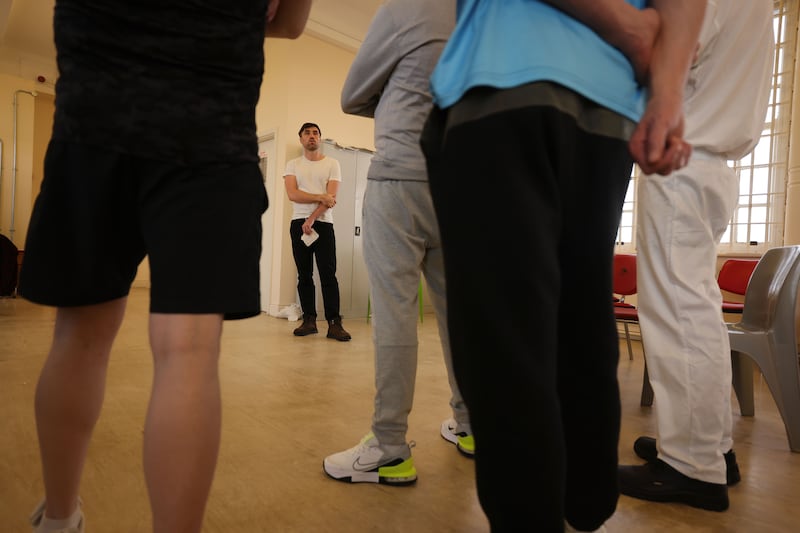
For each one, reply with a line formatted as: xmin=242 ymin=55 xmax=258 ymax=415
xmin=11 ymin=89 xmax=38 ymax=245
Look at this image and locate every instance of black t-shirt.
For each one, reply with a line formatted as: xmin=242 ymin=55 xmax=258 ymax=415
xmin=52 ymin=0 xmax=269 ymax=163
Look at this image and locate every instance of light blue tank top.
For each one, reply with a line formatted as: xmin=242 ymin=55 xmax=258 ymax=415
xmin=430 ymin=0 xmax=647 ymax=122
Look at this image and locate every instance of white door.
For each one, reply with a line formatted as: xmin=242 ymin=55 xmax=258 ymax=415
xmin=258 ymin=134 xmax=276 ymax=313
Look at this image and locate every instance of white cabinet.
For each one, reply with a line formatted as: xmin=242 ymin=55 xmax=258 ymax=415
xmin=310 ymin=140 xmax=372 ymax=319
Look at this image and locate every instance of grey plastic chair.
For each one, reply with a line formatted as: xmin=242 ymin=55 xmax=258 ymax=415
xmin=729 ymin=245 xmax=800 ymax=452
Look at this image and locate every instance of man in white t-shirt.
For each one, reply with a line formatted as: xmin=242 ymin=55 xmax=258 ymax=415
xmin=283 ymin=122 xmax=351 ymax=341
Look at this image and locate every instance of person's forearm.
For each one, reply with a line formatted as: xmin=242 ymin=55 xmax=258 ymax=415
xmin=543 ymin=0 xmax=638 ymax=43
xmin=326 ymin=180 xmax=339 ymax=201
xmin=648 ymin=0 xmax=705 ymax=102
xmin=287 ymin=189 xmax=329 ymax=205
xmin=341 ymin=8 xmax=395 ymax=117
xmin=543 ymin=0 xmax=659 ymax=83
xmin=625 ymin=0 xmax=705 ymax=175
xmin=307 ymin=203 xmax=328 ymax=223
xmin=266 ymin=0 xmax=312 ymax=39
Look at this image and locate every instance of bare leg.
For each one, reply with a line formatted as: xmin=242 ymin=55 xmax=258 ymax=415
xmin=144 ymin=313 xmax=224 ymax=533
xmin=35 ymin=298 xmax=128 ymax=519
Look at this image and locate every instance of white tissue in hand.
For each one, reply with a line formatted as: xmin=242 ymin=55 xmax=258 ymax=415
xmin=301 ymin=229 xmax=319 ymax=246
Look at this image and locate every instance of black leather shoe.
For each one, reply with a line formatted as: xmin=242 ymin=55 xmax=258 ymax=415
xmin=326 ymin=317 xmax=351 ymax=341
xmin=633 ymin=436 xmax=741 ymax=486
xmin=293 ymin=315 xmax=318 ymax=336
xmin=618 ymin=459 xmax=729 ymax=511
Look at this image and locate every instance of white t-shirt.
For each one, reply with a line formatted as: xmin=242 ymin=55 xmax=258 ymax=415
xmin=284 ymin=155 xmax=342 ymax=223
xmin=684 ymin=0 xmax=774 ymax=160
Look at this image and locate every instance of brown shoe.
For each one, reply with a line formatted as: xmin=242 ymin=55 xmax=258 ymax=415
xmin=327 ymin=317 xmax=351 ymax=341
xmin=293 ymin=315 xmax=318 ymax=336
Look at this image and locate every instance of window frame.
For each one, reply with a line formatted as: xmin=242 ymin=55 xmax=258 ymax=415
xmin=615 ymin=0 xmax=797 ymax=257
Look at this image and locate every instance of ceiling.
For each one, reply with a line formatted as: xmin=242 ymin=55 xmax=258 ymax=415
xmin=0 ymin=0 xmax=383 ymax=65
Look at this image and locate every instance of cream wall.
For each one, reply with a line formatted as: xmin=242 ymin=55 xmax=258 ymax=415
xmin=0 ymin=33 xmax=374 ymax=305
xmin=0 ymin=73 xmax=53 ymax=250
xmin=6 ymin=28 xmax=800 ymax=310
xmin=31 ymin=93 xmax=54 ymax=211
xmin=257 ymin=33 xmax=375 ymax=311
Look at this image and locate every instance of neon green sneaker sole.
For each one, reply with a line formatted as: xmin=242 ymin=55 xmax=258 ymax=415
xmin=378 ymin=456 xmax=418 ymax=485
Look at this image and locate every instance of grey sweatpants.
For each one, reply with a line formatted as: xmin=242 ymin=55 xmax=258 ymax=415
xmin=363 ymin=179 xmax=470 ymax=445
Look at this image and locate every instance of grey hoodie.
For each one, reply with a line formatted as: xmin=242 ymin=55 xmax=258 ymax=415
xmin=341 ymin=0 xmax=455 ymax=182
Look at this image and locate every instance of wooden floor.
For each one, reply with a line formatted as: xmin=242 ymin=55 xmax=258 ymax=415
xmin=1 ymin=288 xmax=799 ymax=532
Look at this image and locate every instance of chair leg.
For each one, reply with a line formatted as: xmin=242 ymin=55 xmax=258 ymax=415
xmin=755 ymin=349 xmax=800 ymax=452
xmin=772 ymin=378 xmax=800 ymax=453
xmin=641 ymin=360 xmax=654 ymax=407
xmin=623 ymin=322 xmax=633 ymax=360
xmin=731 ymin=351 xmax=755 ymax=416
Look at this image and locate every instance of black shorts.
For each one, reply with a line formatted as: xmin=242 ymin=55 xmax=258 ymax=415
xmin=19 ymin=141 xmax=268 ymax=320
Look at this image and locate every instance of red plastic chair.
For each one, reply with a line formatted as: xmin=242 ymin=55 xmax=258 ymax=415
xmin=613 ymin=254 xmax=654 ymax=406
xmin=613 ymin=254 xmax=639 ymax=361
xmin=718 ymin=259 xmax=759 ymax=314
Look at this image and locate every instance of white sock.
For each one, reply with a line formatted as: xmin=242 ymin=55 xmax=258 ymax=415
xmin=40 ymin=506 xmax=82 ymax=531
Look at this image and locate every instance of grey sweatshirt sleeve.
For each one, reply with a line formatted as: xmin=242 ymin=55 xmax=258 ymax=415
xmin=340 ymin=4 xmax=402 ymax=118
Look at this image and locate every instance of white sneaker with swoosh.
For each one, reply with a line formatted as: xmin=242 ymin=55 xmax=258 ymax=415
xmin=440 ymin=418 xmax=475 ymax=457
xmin=323 ymin=433 xmax=417 ymax=485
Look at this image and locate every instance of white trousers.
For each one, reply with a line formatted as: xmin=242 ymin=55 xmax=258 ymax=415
xmin=636 ymin=153 xmax=738 ymax=484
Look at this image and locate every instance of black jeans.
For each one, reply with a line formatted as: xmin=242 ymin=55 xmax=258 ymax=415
xmin=422 ymin=89 xmax=632 ymax=532
xmin=290 ymin=219 xmax=341 ymax=321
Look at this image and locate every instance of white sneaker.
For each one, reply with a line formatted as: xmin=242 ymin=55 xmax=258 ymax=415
xmin=30 ymin=499 xmax=84 ymax=533
xmin=440 ymin=418 xmax=475 ymax=457
xmin=323 ymin=433 xmax=417 ymax=485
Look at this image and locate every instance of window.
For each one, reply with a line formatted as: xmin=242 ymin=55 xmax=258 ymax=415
xmin=615 ymin=170 xmax=636 ymax=249
xmin=616 ymin=1 xmax=797 ymax=255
